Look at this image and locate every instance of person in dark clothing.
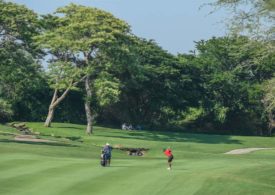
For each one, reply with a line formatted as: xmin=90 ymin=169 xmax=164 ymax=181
xmin=102 ymin=143 xmax=112 ymax=166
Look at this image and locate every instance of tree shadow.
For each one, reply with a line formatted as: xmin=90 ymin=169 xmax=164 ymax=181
xmin=99 ymin=130 xmax=242 ymax=145
xmin=65 ymin=136 xmax=83 ymax=142
xmin=55 ymin=126 xmax=83 ymax=130
xmin=0 ymin=138 xmax=78 ymax=147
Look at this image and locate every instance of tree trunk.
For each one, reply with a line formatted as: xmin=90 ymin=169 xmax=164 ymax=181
xmin=84 ymin=76 xmax=93 ymax=135
xmin=44 ymin=87 xmax=71 ymax=127
xmin=44 ymin=105 xmax=55 ymax=127
xmin=268 ymin=112 xmax=274 ymax=136
xmin=44 ymin=89 xmax=58 ymax=127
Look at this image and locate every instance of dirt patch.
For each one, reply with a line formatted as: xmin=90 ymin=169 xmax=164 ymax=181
xmin=14 ymin=135 xmax=57 ymax=143
xmin=225 ymin=148 xmax=272 ymax=154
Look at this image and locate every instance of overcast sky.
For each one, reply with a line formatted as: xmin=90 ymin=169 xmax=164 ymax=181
xmin=12 ymin=0 xmax=228 ymax=54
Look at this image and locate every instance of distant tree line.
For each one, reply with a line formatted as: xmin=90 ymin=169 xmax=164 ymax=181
xmin=0 ymin=0 xmax=274 ymax=135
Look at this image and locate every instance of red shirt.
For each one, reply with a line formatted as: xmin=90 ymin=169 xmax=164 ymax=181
xmin=164 ymin=149 xmax=172 ymax=157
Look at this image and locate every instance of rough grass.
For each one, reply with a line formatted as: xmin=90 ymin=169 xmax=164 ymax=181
xmin=0 ymin=122 xmax=275 ymax=195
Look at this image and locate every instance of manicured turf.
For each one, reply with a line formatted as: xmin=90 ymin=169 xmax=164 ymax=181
xmin=1 ymin=122 xmax=275 ymax=195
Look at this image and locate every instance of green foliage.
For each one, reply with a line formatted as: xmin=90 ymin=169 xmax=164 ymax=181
xmin=47 ymin=61 xmax=86 ymax=90
xmin=189 ymin=36 xmax=274 ymax=134
xmin=0 ymin=1 xmax=45 ymax=122
xmin=94 ymin=73 xmax=121 ymax=107
xmin=207 ymin=1 xmax=275 ymax=119
xmin=36 ymin=4 xmax=130 ymax=53
xmin=0 ymin=41 xmax=42 ymax=102
xmin=0 ymin=0 xmax=42 ymax=102
xmin=0 ymin=1 xmax=274 ymax=135
xmin=35 ymin=4 xmax=132 ymax=124
xmin=105 ymin=38 xmax=188 ymax=126
xmin=264 ymin=77 xmax=275 ymax=113
xmin=163 ymin=107 xmax=205 ymax=128
xmin=209 ymin=0 xmax=275 ymax=41
xmin=213 ymin=104 xmax=229 ymax=123
xmin=183 ymin=107 xmax=205 ymax=122
xmin=0 ymin=0 xmax=40 ymax=53
xmin=0 ymin=99 xmax=12 ymax=122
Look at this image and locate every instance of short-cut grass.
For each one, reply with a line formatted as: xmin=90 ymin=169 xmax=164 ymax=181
xmin=1 ymin=122 xmax=275 ymax=195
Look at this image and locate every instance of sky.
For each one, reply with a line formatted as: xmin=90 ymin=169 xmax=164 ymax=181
xmin=11 ymin=0 xmax=228 ymax=54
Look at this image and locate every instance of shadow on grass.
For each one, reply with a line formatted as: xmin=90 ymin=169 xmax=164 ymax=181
xmin=108 ymin=165 xmax=131 ymax=167
xmin=55 ymin=126 xmax=84 ymax=130
xmin=99 ymin=131 xmax=242 ymax=145
xmin=65 ymin=136 xmax=83 ymax=142
xmin=0 ymin=139 xmax=78 ymax=147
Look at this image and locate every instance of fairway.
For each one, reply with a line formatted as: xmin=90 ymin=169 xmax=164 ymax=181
xmin=1 ymin=123 xmax=275 ymax=195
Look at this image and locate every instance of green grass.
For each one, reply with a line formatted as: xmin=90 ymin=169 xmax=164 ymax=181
xmin=1 ymin=122 xmax=275 ymax=195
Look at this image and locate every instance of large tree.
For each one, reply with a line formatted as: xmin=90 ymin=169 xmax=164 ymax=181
xmin=208 ymin=0 xmax=275 ymax=134
xmin=97 ymin=37 xmax=200 ymax=129
xmin=0 ymin=0 xmax=44 ymax=122
xmin=43 ymin=61 xmax=87 ymax=127
xmin=192 ymin=36 xmax=274 ymax=134
xmin=0 ymin=0 xmax=40 ymax=52
xmin=37 ymin=4 xmax=131 ymax=133
xmin=35 ymin=14 xmax=89 ymax=127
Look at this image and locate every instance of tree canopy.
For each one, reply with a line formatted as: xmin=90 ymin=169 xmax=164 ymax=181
xmin=1 ymin=1 xmax=274 ymax=136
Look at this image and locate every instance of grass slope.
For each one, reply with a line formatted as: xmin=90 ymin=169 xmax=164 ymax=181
xmin=0 ymin=122 xmax=275 ymax=195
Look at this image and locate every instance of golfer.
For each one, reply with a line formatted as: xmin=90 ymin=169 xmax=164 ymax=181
xmin=102 ymin=143 xmax=112 ymax=166
xmin=163 ymin=147 xmax=174 ymax=170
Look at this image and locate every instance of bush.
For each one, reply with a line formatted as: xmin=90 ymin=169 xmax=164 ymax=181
xmin=0 ymin=99 xmax=13 ymax=122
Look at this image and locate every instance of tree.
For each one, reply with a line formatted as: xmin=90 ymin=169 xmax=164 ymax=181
xmin=263 ymin=77 xmax=275 ymax=136
xmin=37 ymin=4 xmax=131 ymax=133
xmin=210 ymin=0 xmax=275 ymax=134
xmin=0 ymin=99 xmax=12 ymax=122
xmin=0 ymin=0 xmax=40 ymax=53
xmin=35 ymin=14 xmax=88 ymax=127
xmin=0 ymin=0 xmax=44 ymax=122
xmin=209 ymin=0 xmax=275 ymax=41
xmin=192 ymin=36 xmax=274 ymax=134
xmin=43 ymin=62 xmax=87 ymax=127
xmin=97 ymin=37 xmax=200 ymax=129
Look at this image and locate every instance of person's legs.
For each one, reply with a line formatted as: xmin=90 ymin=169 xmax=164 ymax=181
xmin=106 ymin=155 xmax=111 ymax=166
xmin=167 ymin=155 xmax=173 ymax=170
xmin=102 ymin=154 xmax=107 ymax=167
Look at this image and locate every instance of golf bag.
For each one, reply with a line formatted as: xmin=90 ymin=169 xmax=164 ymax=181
xmin=100 ymin=154 xmax=107 ymax=167
xmin=100 ymin=159 xmax=106 ymax=166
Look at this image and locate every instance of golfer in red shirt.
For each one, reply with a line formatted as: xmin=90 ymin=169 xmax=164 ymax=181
xmin=164 ymin=147 xmax=174 ymax=170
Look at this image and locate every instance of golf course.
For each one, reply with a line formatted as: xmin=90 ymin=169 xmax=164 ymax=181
xmin=1 ymin=0 xmax=274 ymax=194
xmin=1 ymin=122 xmax=275 ymax=195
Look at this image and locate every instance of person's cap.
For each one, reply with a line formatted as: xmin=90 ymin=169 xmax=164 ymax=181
xmin=106 ymin=143 xmax=110 ymax=146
